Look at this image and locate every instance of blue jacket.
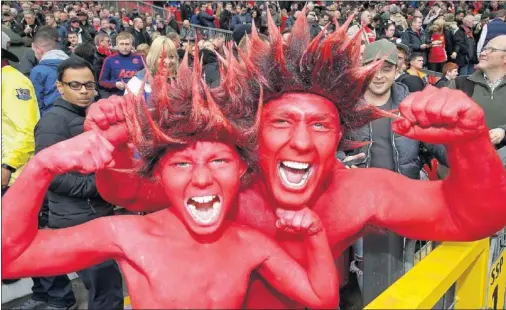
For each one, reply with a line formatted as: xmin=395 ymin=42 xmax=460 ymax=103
xmin=190 ymin=14 xmax=200 ymax=25
xmin=198 ymin=11 xmax=215 ymax=28
xmin=29 ymin=50 xmax=69 ymax=116
xmin=232 ymin=13 xmax=252 ymax=30
xmin=98 ymin=52 xmax=144 ymax=96
xmin=55 ymin=25 xmax=68 ymax=45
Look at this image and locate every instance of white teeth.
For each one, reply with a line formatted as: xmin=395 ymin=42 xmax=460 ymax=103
xmin=282 ymin=161 xmax=310 ymax=170
xmin=279 ymin=166 xmax=311 ymax=188
xmin=186 ymin=200 xmax=221 ymax=225
xmin=186 ymin=196 xmax=221 ymax=225
xmin=190 ymin=195 xmax=216 ymax=203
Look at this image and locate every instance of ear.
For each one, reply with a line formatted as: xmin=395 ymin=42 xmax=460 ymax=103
xmin=56 ymin=81 xmax=64 ymax=94
xmin=152 ymin=167 xmax=162 ymax=183
xmin=338 ymin=127 xmax=344 ymax=141
xmin=238 ymin=158 xmax=248 ymax=179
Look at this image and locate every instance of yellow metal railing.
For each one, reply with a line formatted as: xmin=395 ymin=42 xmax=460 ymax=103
xmin=365 ymin=238 xmax=491 ymax=309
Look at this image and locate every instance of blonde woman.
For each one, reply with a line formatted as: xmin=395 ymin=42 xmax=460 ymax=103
xmin=126 ymin=36 xmax=179 ymax=106
xmin=427 ymin=18 xmax=453 ymax=72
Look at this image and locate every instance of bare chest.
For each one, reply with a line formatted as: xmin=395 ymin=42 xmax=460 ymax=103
xmin=118 ymin=235 xmax=255 ymax=308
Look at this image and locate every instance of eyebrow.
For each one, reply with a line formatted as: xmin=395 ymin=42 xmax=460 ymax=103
xmin=267 ymin=110 xmax=338 ymax=122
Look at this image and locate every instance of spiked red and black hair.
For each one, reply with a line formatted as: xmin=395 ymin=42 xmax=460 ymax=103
xmin=214 ymin=8 xmax=396 ymax=150
xmin=121 ymin=50 xmax=262 ymax=178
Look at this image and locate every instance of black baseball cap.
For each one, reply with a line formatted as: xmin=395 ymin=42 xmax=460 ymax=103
xmin=2 ymin=32 xmax=19 ymax=62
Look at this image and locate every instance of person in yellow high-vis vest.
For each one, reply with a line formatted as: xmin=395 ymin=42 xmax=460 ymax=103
xmin=2 ymin=31 xmax=40 ymax=191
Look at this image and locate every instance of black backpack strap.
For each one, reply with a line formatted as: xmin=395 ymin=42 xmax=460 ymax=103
xmin=454 ymin=76 xmax=475 ymax=98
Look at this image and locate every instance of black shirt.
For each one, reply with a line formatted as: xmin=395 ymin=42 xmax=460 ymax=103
xmin=370 ymin=97 xmax=396 ymax=171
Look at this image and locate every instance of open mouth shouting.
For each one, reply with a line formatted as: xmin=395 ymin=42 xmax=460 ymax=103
xmin=185 ymin=195 xmax=222 ymax=225
xmin=278 ymin=161 xmax=313 ymax=189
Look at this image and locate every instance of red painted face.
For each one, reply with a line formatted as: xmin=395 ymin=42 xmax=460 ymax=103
xmin=258 ymin=93 xmax=342 ymax=209
xmin=157 ymin=141 xmax=247 ymax=235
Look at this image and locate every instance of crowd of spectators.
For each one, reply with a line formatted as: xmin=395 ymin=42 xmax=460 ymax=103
xmin=1 ymin=1 xmax=506 ymax=309
xmin=2 ymin=0 xmax=506 ymax=90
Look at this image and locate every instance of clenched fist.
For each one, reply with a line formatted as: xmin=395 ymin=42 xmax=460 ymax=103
xmin=392 ymin=86 xmax=487 ymax=144
xmin=84 ymin=96 xmax=130 ymax=146
xmin=37 ymin=131 xmax=116 ymax=175
xmin=275 ymin=208 xmax=323 ymax=235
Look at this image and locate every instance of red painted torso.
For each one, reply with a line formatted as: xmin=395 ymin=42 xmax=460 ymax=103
xmin=114 ymin=212 xmax=263 ymax=309
xmin=234 ymin=173 xmax=370 ymax=308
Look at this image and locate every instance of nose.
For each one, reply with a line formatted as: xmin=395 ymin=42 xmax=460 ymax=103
xmin=289 ymin=123 xmax=314 ymax=153
xmin=191 ymin=165 xmax=213 ymax=189
xmin=78 ymin=85 xmax=88 ymax=94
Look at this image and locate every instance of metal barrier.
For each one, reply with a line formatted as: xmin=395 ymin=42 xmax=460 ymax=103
xmin=365 ymin=238 xmax=505 ymax=309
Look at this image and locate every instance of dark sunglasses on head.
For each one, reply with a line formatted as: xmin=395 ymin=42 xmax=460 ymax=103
xmin=62 ymin=81 xmax=96 ymax=90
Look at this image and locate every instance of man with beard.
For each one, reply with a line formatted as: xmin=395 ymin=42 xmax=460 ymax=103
xmin=85 ymin=12 xmax=506 ymax=308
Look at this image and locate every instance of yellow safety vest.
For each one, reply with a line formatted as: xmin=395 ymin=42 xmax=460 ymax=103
xmin=1 ymin=65 xmax=40 ymax=186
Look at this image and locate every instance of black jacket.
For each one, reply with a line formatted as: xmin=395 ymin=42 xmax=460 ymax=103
xmin=220 ymin=10 xmax=233 ymax=30
xmin=198 ymin=11 xmax=215 ymax=28
xmin=181 ymin=3 xmax=194 ymax=22
xmin=200 ymin=49 xmax=220 ymax=88
xmin=337 ymin=82 xmax=448 ymax=180
xmin=130 ymin=28 xmax=152 ymax=47
xmin=93 ymin=49 xmax=112 ymax=99
xmin=80 ymin=20 xmax=96 ymax=38
xmin=434 ymin=76 xmax=450 ymax=88
xmin=68 ymin=26 xmax=93 ymax=44
xmin=19 ymin=18 xmax=40 ymax=40
xmin=98 ymin=28 xmax=118 ymax=46
xmin=34 ymin=98 xmax=114 ymax=228
xmin=400 ymin=28 xmax=428 ymax=62
xmin=453 ymin=25 xmax=478 ymax=66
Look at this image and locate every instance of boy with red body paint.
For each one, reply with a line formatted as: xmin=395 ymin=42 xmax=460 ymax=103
xmin=88 ymin=10 xmax=506 ymax=309
xmin=2 ymin=53 xmax=339 ymax=309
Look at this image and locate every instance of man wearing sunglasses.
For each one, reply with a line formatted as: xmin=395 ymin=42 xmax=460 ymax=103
xmin=32 ymin=56 xmax=124 ymax=310
xmin=450 ymin=35 xmax=506 ymax=148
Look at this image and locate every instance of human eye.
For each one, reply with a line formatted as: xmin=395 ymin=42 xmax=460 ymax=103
xmin=174 ymin=162 xmax=190 ymax=168
xmin=272 ymin=118 xmax=290 ymax=127
xmin=211 ymin=158 xmax=229 ymax=165
xmin=313 ymin=122 xmax=331 ymax=131
xmin=68 ymin=81 xmax=82 ymax=89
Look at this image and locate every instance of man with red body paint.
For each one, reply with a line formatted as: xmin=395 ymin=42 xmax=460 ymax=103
xmin=2 ymin=55 xmax=339 ymax=309
xmin=89 ymin=11 xmax=506 ymax=308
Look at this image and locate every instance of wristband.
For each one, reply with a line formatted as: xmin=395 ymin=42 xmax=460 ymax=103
xmin=2 ymin=164 xmax=16 ymax=173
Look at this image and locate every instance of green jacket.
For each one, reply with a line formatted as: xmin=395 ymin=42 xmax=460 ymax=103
xmin=448 ymin=70 xmax=506 ymax=144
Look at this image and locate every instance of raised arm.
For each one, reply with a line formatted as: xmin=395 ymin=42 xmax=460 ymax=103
xmin=2 ymin=131 xmax=124 ymax=278
xmin=84 ymin=96 xmax=168 ymax=211
xmin=254 ymin=208 xmax=339 ymax=308
xmin=368 ymin=86 xmax=506 ymax=241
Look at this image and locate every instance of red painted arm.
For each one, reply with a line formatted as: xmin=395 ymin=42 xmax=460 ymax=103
xmin=254 ymin=209 xmax=339 ymax=308
xmin=2 ymin=133 xmax=125 ymax=278
xmin=96 ymin=146 xmax=169 ymax=211
xmin=96 ymin=157 xmax=168 ymax=212
xmin=369 ymin=132 xmax=506 ymax=241
xmin=85 ymin=96 xmax=168 ymax=211
xmin=360 ymin=87 xmax=506 ymax=241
